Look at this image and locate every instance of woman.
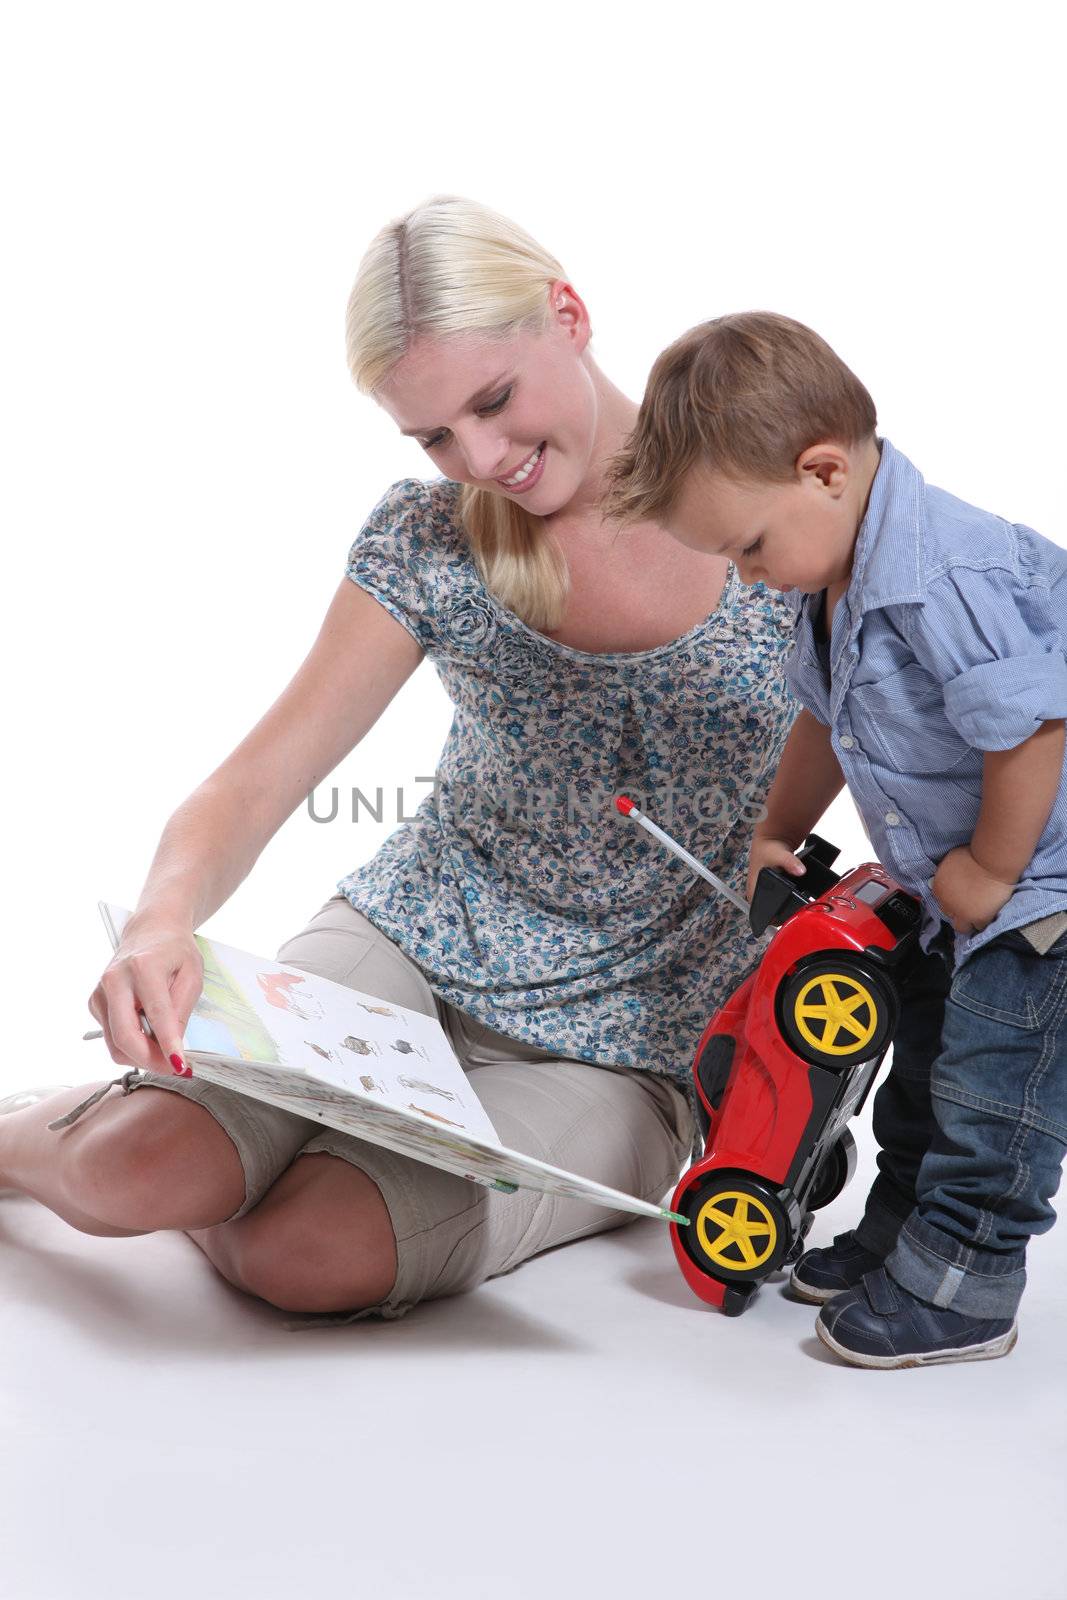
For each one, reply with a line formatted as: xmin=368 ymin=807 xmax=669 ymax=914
xmin=0 ymin=197 xmax=797 ymax=1326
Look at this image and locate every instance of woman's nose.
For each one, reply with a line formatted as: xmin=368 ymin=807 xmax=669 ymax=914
xmin=456 ymin=426 xmax=509 ymax=483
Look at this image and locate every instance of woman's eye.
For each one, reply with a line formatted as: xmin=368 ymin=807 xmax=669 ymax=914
xmin=419 ymin=388 xmax=512 ymax=451
xmin=741 ymin=536 xmax=763 ymax=557
xmin=480 ymin=387 xmax=512 ymax=415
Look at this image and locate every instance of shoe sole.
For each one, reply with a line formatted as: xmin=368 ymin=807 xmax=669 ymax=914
xmin=816 ymin=1317 xmax=1019 ymax=1369
xmin=788 ymin=1268 xmax=850 ymax=1305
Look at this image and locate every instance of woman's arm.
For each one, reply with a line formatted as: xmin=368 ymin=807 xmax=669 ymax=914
xmin=90 ymin=582 xmax=423 ymax=1073
xmin=133 ymin=580 xmax=424 ymax=931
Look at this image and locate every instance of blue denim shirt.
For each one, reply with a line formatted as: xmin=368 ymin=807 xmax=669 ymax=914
xmin=783 ymin=438 xmax=1067 ymax=969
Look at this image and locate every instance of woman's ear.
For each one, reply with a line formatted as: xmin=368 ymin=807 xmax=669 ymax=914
xmin=550 ymin=280 xmax=592 ymax=347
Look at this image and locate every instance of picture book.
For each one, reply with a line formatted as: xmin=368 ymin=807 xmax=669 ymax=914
xmin=98 ymin=904 xmax=687 ymax=1226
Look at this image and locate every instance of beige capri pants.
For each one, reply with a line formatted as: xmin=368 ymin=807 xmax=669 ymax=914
xmin=116 ymin=894 xmax=695 ymax=1327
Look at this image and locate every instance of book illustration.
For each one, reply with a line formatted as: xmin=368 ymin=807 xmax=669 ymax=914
xmin=359 ymin=1075 xmax=384 ymax=1094
xmin=398 ymin=1076 xmax=460 ymax=1103
xmin=340 ymin=1035 xmax=380 ymax=1057
xmin=390 ymin=1038 xmax=429 ymax=1060
xmin=257 ymin=969 xmax=326 ymax=1022
xmin=191 ymin=936 xmax=473 ymax=1114
xmin=306 ymin=1041 xmax=340 ymax=1065
xmin=184 ymin=939 xmax=282 ymax=1064
xmin=407 ymin=1102 xmax=464 ymax=1128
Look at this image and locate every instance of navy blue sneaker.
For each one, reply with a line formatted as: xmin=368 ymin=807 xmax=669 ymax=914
xmin=816 ymin=1267 xmax=1018 ymax=1368
xmin=789 ymin=1230 xmax=884 ymax=1304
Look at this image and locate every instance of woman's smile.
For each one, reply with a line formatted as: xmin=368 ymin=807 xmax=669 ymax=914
xmin=495 ymin=441 xmax=546 ymax=491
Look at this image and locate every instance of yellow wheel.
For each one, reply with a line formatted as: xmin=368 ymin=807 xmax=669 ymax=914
xmin=681 ymin=1174 xmax=791 ymax=1281
xmin=778 ymin=957 xmax=897 ymax=1068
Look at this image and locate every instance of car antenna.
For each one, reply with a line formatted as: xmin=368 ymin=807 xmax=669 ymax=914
xmin=615 ymin=795 xmax=750 ymax=915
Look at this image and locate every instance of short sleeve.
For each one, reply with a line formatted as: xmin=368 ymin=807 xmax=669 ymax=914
xmin=903 ymin=564 xmax=1067 ymax=750
xmin=345 ymin=478 xmax=441 ymax=651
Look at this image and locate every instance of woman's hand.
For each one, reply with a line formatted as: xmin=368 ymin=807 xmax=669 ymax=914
xmin=87 ymin=913 xmax=203 ymax=1076
xmin=931 ymin=845 xmax=1017 ymax=936
xmin=746 ymin=832 xmax=807 ymax=908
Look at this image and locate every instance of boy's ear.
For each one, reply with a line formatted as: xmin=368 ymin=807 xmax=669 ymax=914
xmin=796 ymin=441 xmax=850 ymax=494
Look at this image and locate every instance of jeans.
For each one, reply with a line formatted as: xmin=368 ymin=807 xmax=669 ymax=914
xmin=854 ymin=921 xmax=1067 ymax=1318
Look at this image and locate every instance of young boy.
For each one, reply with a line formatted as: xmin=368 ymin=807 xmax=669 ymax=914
xmin=606 ymin=312 xmax=1067 ymax=1368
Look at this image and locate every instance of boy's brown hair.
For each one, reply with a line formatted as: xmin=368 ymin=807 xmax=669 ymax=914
xmin=605 ymin=311 xmax=878 ymax=524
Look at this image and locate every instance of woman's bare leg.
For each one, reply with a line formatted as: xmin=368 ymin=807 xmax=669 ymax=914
xmin=0 ymin=1081 xmax=247 ymax=1237
xmin=185 ymin=1153 xmax=398 ymax=1312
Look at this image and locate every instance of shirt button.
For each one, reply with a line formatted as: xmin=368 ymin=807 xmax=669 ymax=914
xmin=885 ymin=811 xmax=901 ymax=826
xmin=839 ymin=735 xmax=854 ymax=749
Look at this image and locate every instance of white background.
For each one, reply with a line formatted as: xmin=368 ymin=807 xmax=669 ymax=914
xmin=2 ymin=6 xmax=1065 ymax=1599
xmin=4 ymin=1 xmax=1064 ymax=1036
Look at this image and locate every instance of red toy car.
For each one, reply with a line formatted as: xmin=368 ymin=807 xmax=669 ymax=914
xmin=671 ymin=834 xmax=923 ymax=1316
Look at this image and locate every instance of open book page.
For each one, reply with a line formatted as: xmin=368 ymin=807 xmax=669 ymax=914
xmin=98 ymin=904 xmax=687 ymax=1226
xmin=100 ymin=903 xmax=497 ymax=1141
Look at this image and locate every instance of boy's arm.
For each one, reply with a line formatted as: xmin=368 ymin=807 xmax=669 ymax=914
xmin=754 ymin=708 xmax=846 ymax=849
xmin=898 ymin=557 xmax=1067 ymax=933
xmin=933 ymin=718 xmax=1066 ymax=933
xmin=971 ymin=719 xmax=1067 ymax=882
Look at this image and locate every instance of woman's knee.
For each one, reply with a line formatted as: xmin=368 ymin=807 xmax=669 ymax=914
xmin=224 ymin=1155 xmax=398 ymax=1314
xmin=68 ymin=1085 xmax=247 ymax=1230
xmin=275 ymin=899 xmax=438 ymax=1018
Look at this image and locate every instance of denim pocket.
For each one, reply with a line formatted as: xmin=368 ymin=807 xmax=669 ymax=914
xmin=949 ymin=934 xmax=1067 ymax=1031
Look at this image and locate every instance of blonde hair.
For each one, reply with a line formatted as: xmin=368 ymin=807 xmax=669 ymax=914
xmin=346 ymin=195 xmax=572 ymax=630
xmin=605 ymin=311 xmax=878 ymax=525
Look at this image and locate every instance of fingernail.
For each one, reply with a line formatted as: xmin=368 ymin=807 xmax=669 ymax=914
xmin=170 ymin=1054 xmax=191 ymax=1076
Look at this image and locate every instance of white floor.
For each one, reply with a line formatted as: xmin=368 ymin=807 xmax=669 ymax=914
xmin=2 ymin=1117 xmax=1065 ymax=1600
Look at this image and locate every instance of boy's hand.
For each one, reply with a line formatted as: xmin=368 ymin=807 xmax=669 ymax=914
xmin=746 ymin=833 xmax=807 ymax=908
xmin=931 ymin=845 xmax=1017 ymax=936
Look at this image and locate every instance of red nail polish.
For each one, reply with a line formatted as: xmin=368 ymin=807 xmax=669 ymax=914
xmin=170 ymin=1053 xmax=189 ymax=1075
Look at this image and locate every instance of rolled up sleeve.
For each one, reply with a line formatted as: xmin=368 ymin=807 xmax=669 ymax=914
xmin=905 ymin=565 xmax=1067 ymax=750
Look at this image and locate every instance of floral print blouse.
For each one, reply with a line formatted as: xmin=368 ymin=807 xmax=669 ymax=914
xmin=337 ymin=477 xmax=799 ymax=1090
